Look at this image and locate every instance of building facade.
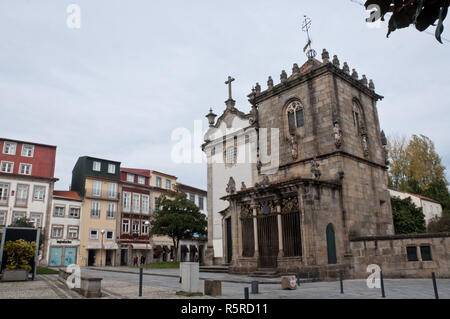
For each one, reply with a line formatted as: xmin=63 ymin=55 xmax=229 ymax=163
xmin=71 ymin=156 xmax=121 ymax=267
xmin=0 ymin=138 xmax=57 ymax=265
xmin=176 ymin=183 xmax=208 ymax=263
xmin=203 ymin=49 xmax=450 ymax=279
xmin=47 ymin=191 xmax=82 ymax=267
xmin=389 ymin=189 xmax=443 ymax=225
xmin=118 ymin=168 xmax=152 ymax=266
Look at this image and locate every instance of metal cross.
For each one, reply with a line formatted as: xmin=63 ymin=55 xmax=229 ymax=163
xmin=301 ymin=15 xmax=316 ymax=59
xmin=225 ymin=76 xmax=235 ymax=100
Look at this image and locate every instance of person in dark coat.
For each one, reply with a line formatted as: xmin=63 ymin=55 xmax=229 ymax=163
xmin=140 ymin=254 xmax=146 ymax=265
xmin=133 ymin=255 xmax=138 ymax=267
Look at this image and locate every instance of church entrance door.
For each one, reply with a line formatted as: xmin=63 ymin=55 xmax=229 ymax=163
xmin=257 ymin=214 xmax=278 ymax=268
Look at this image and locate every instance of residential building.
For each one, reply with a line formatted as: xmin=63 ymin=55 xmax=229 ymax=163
xmin=389 ymin=189 xmax=443 ymax=225
xmin=176 ymin=183 xmax=208 ymax=263
xmin=71 ymin=156 xmax=121 ymax=266
xmin=0 ymin=138 xmax=57 ymax=265
xmin=47 ymin=191 xmax=82 ymax=267
xmin=118 ymin=168 xmax=152 ymax=266
xmin=148 ymin=170 xmax=178 ymax=261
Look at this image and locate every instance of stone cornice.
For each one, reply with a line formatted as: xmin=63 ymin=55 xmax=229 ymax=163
xmin=221 ymin=176 xmax=341 ymax=201
xmin=248 ymin=62 xmax=383 ymax=106
xmin=279 ymin=150 xmax=389 ymax=172
xmin=350 ymin=232 xmax=450 ymax=242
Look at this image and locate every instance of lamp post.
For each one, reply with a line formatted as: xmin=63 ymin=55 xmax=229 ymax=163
xmin=100 ymin=229 xmax=105 ymax=267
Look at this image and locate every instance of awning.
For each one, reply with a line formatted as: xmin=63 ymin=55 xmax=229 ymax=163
xmin=131 ymin=243 xmax=152 ymax=250
xmin=87 ymin=242 xmax=119 ymax=250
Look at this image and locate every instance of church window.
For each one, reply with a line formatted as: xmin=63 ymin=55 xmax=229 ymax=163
xmin=225 ymin=146 xmax=236 ymax=164
xmin=287 ymin=101 xmax=304 ymax=131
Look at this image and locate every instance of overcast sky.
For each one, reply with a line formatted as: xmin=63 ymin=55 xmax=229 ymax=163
xmin=1 ymin=0 xmax=449 ymax=190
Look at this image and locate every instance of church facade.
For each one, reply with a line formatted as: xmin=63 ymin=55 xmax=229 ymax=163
xmin=202 ymin=50 xmax=450 ymax=279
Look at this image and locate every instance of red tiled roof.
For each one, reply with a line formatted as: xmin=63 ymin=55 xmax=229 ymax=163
xmin=53 ymin=191 xmax=81 ymax=201
xmin=121 ymin=168 xmax=151 ymax=176
xmin=404 ymin=192 xmax=441 ymax=205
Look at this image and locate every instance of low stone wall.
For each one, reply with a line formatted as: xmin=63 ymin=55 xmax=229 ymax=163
xmin=349 ymin=233 xmax=450 ymax=278
xmin=229 ymin=257 xmax=258 ymax=274
xmin=58 ymin=268 xmax=103 ymax=298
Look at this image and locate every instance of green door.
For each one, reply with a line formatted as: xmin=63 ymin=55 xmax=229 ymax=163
xmin=50 ymin=247 xmax=63 ymax=266
xmin=226 ymin=218 xmax=232 ymax=264
xmin=326 ymin=223 xmax=337 ymax=264
xmin=64 ymin=247 xmax=77 ymax=266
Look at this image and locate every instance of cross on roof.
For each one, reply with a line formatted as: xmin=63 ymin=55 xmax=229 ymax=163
xmin=225 ymin=76 xmax=235 ymax=100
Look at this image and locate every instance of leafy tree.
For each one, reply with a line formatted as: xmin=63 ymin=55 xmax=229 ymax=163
xmin=150 ymin=192 xmax=207 ymax=262
xmin=391 ymin=196 xmax=426 ymax=234
xmin=427 ymin=215 xmax=450 ymax=233
xmin=388 ymin=134 xmax=448 ymax=192
xmin=364 ymin=0 xmax=449 ymax=43
xmin=4 ymin=239 xmax=36 ymax=271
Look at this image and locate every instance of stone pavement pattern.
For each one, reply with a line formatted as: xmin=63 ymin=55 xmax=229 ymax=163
xmin=1 ymin=268 xmax=449 ymax=299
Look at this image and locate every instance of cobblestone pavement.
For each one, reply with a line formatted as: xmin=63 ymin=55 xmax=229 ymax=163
xmin=81 ymin=267 xmax=450 ymax=299
xmin=0 ymin=275 xmax=82 ymax=299
xmin=1 ymin=268 xmax=449 ymax=299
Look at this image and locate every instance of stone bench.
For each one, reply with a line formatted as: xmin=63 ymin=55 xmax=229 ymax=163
xmin=58 ymin=268 xmax=103 ymax=298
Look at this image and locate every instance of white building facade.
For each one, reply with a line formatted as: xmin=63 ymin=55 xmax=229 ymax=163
xmin=46 ymin=191 xmax=83 ymax=267
xmin=203 ymin=96 xmax=258 ymax=264
xmin=389 ymin=189 xmax=443 ymax=225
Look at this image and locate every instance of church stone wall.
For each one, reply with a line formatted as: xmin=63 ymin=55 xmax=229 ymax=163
xmin=348 ymin=234 xmax=450 ymax=278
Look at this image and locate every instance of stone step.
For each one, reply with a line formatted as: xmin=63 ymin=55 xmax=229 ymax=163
xmin=199 ymin=266 xmax=229 ymax=273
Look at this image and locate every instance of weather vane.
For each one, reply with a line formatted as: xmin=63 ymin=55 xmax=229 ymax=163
xmin=301 ymin=15 xmax=316 ymax=59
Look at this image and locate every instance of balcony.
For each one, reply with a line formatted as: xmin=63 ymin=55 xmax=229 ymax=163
xmin=85 ymin=189 xmax=120 ymax=202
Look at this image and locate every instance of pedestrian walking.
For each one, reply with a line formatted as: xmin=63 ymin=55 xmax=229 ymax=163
xmin=140 ymin=254 xmax=146 ymax=265
xmin=133 ymin=255 xmax=138 ymax=267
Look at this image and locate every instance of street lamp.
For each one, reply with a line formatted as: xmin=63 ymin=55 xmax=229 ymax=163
xmin=100 ymin=229 xmax=105 ymax=267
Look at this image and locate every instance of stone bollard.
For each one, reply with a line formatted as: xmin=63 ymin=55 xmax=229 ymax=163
xmin=281 ymin=276 xmax=297 ymax=290
xmin=204 ymin=280 xmax=222 ymax=296
xmin=176 ymin=262 xmax=203 ymax=296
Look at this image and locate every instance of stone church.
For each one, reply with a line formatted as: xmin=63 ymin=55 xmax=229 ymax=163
xmin=202 ymin=48 xmax=450 ymax=279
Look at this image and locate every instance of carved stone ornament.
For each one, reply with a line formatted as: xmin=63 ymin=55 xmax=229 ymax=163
xmin=286 ymin=132 xmax=299 ymax=160
xmin=361 ymin=134 xmax=369 ymax=157
xmin=226 ymin=177 xmax=236 ymax=194
xmin=255 ymin=176 xmax=270 ymax=189
xmin=381 ymin=130 xmax=389 ymax=164
xmin=267 ymin=76 xmax=274 ymax=90
xmin=241 ymin=181 xmax=247 ymax=190
xmin=249 ymin=105 xmax=258 ymax=125
xmin=280 ymin=70 xmax=288 ymax=83
xmin=311 ymin=158 xmax=321 ymax=180
xmin=240 ymin=204 xmax=252 ymax=219
xmin=281 ymin=197 xmax=300 ymax=214
xmin=333 ymin=122 xmax=343 ymax=149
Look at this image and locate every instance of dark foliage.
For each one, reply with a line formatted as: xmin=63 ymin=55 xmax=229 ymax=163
xmin=365 ymin=0 xmax=449 ymax=43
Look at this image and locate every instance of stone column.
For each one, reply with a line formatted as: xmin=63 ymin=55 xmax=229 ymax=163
xmin=277 ymin=203 xmax=284 ymax=258
xmin=252 ymin=204 xmax=259 ymax=258
xmin=204 ymin=148 xmax=214 ymax=266
xmin=231 ymin=201 xmax=239 ymax=263
xmin=298 ymin=185 xmax=315 ymax=265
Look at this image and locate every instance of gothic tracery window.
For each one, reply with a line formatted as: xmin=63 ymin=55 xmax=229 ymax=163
xmin=287 ymin=101 xmax=304 ymax=132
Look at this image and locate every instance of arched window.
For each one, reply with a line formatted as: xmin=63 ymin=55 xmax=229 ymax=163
xmin=287 ymin=101 xmax=304 ymax=132
xmin=352 ymin=98 xmax=365 ymax=135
